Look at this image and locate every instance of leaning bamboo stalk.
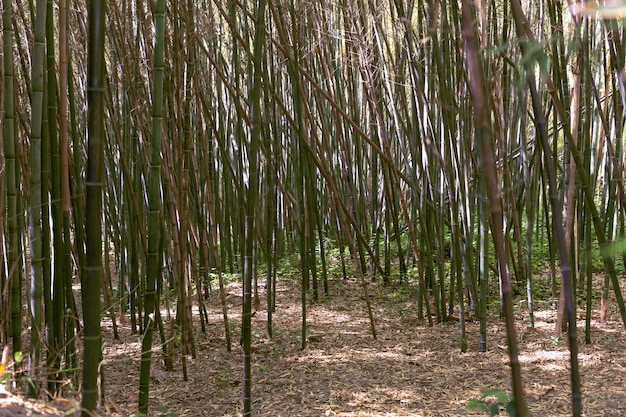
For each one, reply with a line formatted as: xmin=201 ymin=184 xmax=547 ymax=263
xmin=461 ymin=0 xmax=528 ymax=415
xmin=509 ymin=0 xmax=582 ymax=414
xmin=521 ymin=9 xmax=626 ymax=331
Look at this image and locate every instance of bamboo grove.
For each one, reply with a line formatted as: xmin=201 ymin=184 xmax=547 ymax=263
xmin=2 ymin=0 xmax=626 ymax=415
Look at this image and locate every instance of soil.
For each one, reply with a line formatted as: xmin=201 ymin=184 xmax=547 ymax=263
xmin=0 ymin=278 xmax=625 ymax=416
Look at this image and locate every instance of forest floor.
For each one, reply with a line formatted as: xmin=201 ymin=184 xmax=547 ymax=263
xmin=1 ymin=276 xmax=625 ymax=416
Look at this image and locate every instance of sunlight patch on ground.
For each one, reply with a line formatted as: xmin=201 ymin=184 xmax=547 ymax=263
xmin=335 ymin=386 xmax=431 ymax=417
xmin=519 ymin=349 xmax=567 ymax=363
xmin=534 ymin=309 xmax=558 ymax=320
xmin=297 ymin=350 xmax=337 ymax=363
xmin=308 ymin=310 xmax=353 ymax=324
xmin=297 ymin=346 xmax=380 ymax=362
xmin=594 ymin=324 xmax=624 ymax=334
xmin=579 ymin=352 xmax=604 ymax=366
xmin=373 ymin=350 xmax=402 ymax=359
xmin=518 ymin=348 xmax=569 ymax=372
xmin=539 ymin=363 xmax=566 ymax=372
xmin=533 ymin=320 xmax=558 ymax=332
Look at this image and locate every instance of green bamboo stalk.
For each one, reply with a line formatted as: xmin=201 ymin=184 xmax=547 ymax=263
xmin=59 ymin=0 xmax=79 ymax=381
xmin=3 ymin=0 xmax=22 ymax=356
xmin=41 ymin=40 xmax=55 ymax=396
xmin=68 ymin=36 xmax=87 ymax=325
xmin=81 ymin=0 xmax=106 ymax=414
xmin=583 ymin=70 xmax=594 ymax=343
xmin=46 ymin=0 xmax=65 ymax=391
xmin=138 ymin=0 xmax=166 ymax=412
xmin=28 ymin=0 xmax=48 ymax=396
xmin=261 ymin=56 xmax=279 ymax=326
xmin=242 ymin=0 xmax=267 ymax=413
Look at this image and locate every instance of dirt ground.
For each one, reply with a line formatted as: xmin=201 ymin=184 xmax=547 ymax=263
xmin=1 ymin=278 xmax=625 ymax=416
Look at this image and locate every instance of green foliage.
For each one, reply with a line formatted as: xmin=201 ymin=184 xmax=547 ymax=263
xmin=467 ymin=389 xmax=530 ymax=416
xmin=0 ymin=351 xmax=21 ymax=384
xmin=215 ymin=369 xmax=230 ymax=384
xmin=207 ymin=271 xmax=240 ymax=287
xmin=0 ymin=371 xmax=10 ymax=384
xmin=0 ymin=351 xmax=38 ymax=395
xmin=600 ymin=237 xmax=626 ymax=258
xmin=276 ymin=255 xmax=301 ymax=278
xmin=528 ymin=279 xmax=552 ymax=301
xmin=325 ymin=246 xmax=354 ymax=278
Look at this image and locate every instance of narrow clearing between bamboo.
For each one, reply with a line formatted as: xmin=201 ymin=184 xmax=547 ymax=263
xmin=1 ymin=278 xmax=625 ymax=416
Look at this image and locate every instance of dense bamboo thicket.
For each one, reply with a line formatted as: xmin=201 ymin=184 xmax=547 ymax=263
xmin=2 ymin=0 xmax=626 ymax=414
